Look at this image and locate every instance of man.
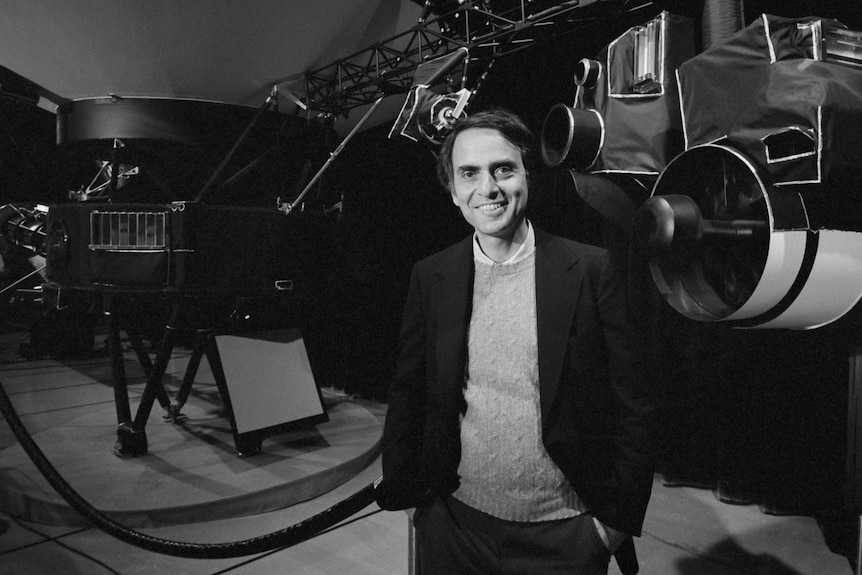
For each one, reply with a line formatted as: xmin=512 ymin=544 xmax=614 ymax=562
xmin=375 ymin=108 xmax=655 ymax=574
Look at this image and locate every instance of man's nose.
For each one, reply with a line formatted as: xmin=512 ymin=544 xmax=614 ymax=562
xmin=478 ymin=172 xmax=500 ymax=196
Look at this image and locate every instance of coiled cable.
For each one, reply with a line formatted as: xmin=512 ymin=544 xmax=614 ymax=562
xmin=0 ymin=378 xmax=379 ymax=558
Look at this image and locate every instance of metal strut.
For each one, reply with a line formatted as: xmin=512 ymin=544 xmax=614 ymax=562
xmin=195 ymin=86 xmax=279 ymax=203
xmin=277 ymin=94 xmax=386 ymax=215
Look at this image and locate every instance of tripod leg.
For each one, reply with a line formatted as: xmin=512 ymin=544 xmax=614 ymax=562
xmin=132 ymin=325 xmax=177 ymax=428
xmin=126 ymin=323 xmax=172 ymax=410
xmin=113 ymin=301 xmax=180 ymax=457
xmin=123 ymin=296 xmax=177 ymax=410
xmin=856 ymin=515 xmax=861 ymax=575
xmin=408 ymin=513 xmax=419 ymax=575
xmin=166 ymin=330 xmax=207 ymax=422
xmin=127 ymin=326 xmax=152 ymax=378
xmin=103 ymin=294 xmax=132 ymax=425
xmin=850 ymin=347 xmax=862 ymax=574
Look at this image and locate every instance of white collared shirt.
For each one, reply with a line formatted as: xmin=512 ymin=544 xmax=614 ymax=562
xmin=472 ymin=220 xmax=536 ymax=265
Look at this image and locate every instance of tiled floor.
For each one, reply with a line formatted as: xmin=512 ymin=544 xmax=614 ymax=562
xmin=0 ymin=327 xmax=858 ymax=575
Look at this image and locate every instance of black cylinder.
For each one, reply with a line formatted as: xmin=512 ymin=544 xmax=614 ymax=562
xmin=574 ymin=58 xmax=601 ymax=88
xmin=540 ymin=104 xmax=603 ymax=170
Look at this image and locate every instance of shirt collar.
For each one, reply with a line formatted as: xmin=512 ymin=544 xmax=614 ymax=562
xmin=473 ymin=220 xmax=535 ymax=265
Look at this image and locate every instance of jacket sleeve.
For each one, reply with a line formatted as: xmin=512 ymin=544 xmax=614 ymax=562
xmin=375 ymin=263 xmax=435 ymax=510
xmin=596 ymin=248 xmax=657 ymax=535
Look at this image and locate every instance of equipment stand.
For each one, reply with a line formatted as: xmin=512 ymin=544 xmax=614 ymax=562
xmin=848 ymin=346 xmax=862 ymax=575
xmin=163 ymin=327 xmax=260 ymax=456
xmin=103 ymin=293 xmax=170 ymax=427
xmin=111 ymin=296 xmax=264 ymax=458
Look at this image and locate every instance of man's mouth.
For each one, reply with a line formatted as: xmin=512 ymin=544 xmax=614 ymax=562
xmin=477 ymin=201 xmax=506 ymax=212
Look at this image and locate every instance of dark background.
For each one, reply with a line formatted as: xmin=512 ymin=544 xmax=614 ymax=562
xmin=1 ymin=0 xmax=860 ymax=559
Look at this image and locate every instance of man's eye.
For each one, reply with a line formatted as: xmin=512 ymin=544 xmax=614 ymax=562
xmin=495 ymin=166 xmax=513 ymax=177
xmin=460 ymin=170 xmax=477 ymax=180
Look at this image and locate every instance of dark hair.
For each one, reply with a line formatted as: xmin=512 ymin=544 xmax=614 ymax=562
xmin=436 ymin=108 xmax=534 ymax=193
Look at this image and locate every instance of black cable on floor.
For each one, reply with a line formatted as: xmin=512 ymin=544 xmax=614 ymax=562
xmin=0 ymin=377 xmax=379 ymax=559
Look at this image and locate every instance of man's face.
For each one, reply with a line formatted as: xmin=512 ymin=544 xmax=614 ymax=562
xmin=450 ymin=127 xmax=528 ymax=244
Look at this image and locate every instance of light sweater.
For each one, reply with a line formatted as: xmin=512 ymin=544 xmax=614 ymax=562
xmin=453 ymin=251 xmax=585 ymax=522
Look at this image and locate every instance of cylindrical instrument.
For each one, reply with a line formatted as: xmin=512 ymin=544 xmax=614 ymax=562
xmin=639 ymin=144 xmax=862 ymax=330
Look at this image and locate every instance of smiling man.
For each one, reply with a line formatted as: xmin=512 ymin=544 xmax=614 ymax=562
xmin=376 ymin=109 xmax=655 ymax=575
xmin=449 ymin=124 xmax=529 ymax=262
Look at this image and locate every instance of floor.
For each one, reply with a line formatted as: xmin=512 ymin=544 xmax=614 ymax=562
xmin=0 ymin=324 xmax=858 ymax=575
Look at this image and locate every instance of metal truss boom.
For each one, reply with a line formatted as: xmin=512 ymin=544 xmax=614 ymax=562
xmin=284 ymin=0 xmax=657 ymax=117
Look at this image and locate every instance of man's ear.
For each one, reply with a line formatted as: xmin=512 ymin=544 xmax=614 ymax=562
xmin=450 ymin=189 xmax=458 ymax=206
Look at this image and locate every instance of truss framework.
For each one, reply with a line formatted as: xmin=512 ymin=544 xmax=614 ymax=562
xmin=284 ymin=0 xmax=658 ymax=117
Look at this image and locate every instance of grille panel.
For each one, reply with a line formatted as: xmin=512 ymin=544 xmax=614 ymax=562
xmin=89 ymin=211 xmax=167 ymax=250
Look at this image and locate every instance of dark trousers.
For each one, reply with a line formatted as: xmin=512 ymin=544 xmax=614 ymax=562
xmin=414 ymin=496 xmax=612 ymax=575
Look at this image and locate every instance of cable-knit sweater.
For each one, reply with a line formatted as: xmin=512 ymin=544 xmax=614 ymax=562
xmin=453 ymin=253 xmax=585 ymax=521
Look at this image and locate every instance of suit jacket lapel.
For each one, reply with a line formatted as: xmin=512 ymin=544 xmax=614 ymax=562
xmin=535 ymin=230 xmax=582 ymax=420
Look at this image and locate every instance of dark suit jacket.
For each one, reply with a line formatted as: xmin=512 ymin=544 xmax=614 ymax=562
xmin=376 ymin=227 xmax=655 ymax=536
